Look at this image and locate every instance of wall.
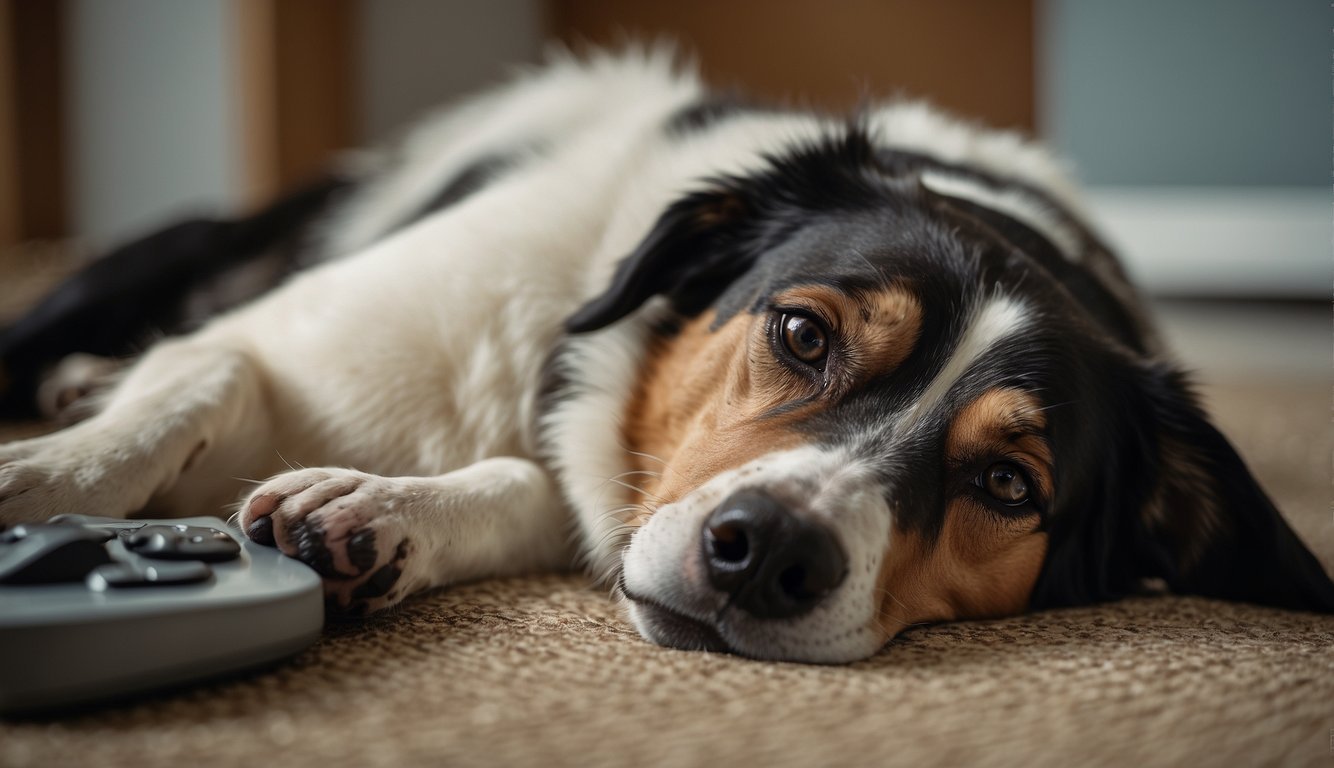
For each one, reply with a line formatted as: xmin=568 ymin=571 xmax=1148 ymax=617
xmin=66 ymin=0 xmax=240 ymax=249
xmin=1041 ymin=0 xmax=1323 ymax=187
xmin=359 ymin=0 xmax=545 ymax=142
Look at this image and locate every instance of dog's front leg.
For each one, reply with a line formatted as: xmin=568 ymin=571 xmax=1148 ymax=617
xmin=236 ymin=458 xmax=572 ymax=614
xmin=0 ymin=337 xmax=268 ymax=526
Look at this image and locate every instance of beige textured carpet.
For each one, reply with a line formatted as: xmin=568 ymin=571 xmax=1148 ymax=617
xmin=1 ymin=248 xmax=1331 ymax=767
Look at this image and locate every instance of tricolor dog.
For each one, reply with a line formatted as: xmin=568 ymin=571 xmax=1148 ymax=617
xmin=1 ymin=52 xmax=1330 ymax=662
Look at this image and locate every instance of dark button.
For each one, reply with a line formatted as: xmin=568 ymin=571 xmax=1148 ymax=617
xmin=124 ymin=525 xmax=241 ymax=563
xmin=0 ymin=526 xmax=115 ymax=584
xmin=48 ymin=514 xmax=148 ymax=531
xmin=3 ymin=523 xmax=113 ymax=544
xmin=88 ymin=560 xmax=213 ymax=589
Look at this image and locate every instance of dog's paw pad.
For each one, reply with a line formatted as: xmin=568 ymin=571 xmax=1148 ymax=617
xmin=325 ymin=534 xmax=413 ymax=615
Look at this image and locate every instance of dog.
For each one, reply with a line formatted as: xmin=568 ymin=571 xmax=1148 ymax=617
xmin=2 ymin=50 xmax=1331 ymax=663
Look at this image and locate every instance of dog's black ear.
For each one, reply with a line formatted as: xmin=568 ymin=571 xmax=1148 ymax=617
xmin=565 ymin=188 xmax=754 ymax=333
xmin=1130 ymin=364 xmax=1334 ymax=612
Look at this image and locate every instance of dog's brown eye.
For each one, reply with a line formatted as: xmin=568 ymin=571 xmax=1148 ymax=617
xmin=780 ymin=313 xmax=828 ymax=366
xmin=981 ymin=462 xmax=1030 ymax=506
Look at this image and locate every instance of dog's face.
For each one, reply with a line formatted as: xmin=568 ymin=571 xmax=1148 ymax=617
xmin=567 ymin=127 xmax=1334 ymax=662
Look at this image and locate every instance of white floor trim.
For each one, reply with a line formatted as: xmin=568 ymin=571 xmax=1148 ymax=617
xmin=1085 ymin=186 xmax=1328 ymax=298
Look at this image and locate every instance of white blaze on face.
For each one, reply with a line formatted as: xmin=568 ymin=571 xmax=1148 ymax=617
xmin=894 ymin=296 xmax=1030 ymax=438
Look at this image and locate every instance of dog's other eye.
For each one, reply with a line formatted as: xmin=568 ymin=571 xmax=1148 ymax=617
xmin=980 ymin=462 xmax=1030 ymax=506
xmin=780 ymin=313 xmax=829 ymax=367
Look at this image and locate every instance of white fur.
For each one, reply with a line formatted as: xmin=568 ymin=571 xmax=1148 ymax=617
xmin=919 ymin=170 xmax=1082 ymax=259
xmin=868 ymin=101 xmax=1088 ymax=220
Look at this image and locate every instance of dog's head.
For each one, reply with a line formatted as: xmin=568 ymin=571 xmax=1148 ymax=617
xmin=566 ymin=125 xmax=1334 ymax=662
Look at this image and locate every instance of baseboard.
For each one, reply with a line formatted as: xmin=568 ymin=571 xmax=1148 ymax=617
xmin=1084 ymin=186 xmax=1328 ymax=299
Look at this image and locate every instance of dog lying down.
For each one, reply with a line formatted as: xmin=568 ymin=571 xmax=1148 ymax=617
xmin=1 ymin=51 xmax=1331 ymax=663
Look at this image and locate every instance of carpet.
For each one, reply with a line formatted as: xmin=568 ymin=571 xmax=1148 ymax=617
xmin=0 ymin=248 xmax=1331 ymax=767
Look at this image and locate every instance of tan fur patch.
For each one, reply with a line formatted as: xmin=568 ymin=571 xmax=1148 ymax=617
xmin=877 ymin=508 xmax=1048 ymax=636
xmin=775 ymin=284 xmax=922 ymax=392
xmin=623 ymin=283 xmax=923 ymax=507
xmin=875 ymin=387 xmax=1053 ymax=637
xmin=945 ymin=388 xmax=1053 ymax=499
xmin=624 ymin=309 xmax=805 ymax=507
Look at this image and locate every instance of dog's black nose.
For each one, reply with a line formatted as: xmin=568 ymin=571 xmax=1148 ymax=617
xmin=702 ymin=490 xmax=847 ymax=620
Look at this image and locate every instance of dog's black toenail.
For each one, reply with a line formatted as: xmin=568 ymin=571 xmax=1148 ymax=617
xmin=352 ymin=562 xmax=401 ymax=599
xmin=246 ymin=516 xmax=275 ymax=546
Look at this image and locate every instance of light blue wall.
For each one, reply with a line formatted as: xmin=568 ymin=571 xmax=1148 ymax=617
xmin=67 ymin=0 xmax=240 ymax=248
xmin=1041 ymin=0 xmax=1324 ymax=187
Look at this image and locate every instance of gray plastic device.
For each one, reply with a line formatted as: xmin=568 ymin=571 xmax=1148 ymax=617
xmin=0 ymin=515 xmax=323 ymax=715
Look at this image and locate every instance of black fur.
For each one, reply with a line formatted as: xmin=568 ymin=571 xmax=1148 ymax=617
xmin=665 ymin=93 xmax=770 ymax=137
xmin=382 ymin=151 xmax=523 ymax=241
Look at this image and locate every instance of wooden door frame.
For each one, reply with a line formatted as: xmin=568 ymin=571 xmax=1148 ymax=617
xmin=0 ymin=0 xmax=66 ymax=250
xmin=233 ymin=0 xmax=357 ymax=209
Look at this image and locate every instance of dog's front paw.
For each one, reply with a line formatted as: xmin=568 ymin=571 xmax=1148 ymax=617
xmin=239 ymin=468 xmax=419 ymax=615
xmin=0 ymin=432 xmax=110 ymax=527
xmin=0 ymin=458 xmax=59 ymax=527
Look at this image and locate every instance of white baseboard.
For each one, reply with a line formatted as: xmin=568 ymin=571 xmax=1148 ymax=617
xmin=1084 ymin=187 xmax=1328 ymax=298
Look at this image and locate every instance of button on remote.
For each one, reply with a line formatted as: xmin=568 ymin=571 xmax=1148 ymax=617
xmin=87 ymin=560 xmax=213 ymax=589
xmin=48 ymin=514 xmax=148 ymax=531
xmin=124 ymin=525 xmax=241 ymax=562
xmin=0 ymin=526 xmax=115 ymax=585
xmin=2 ymin=524 xmax=113 ymax=544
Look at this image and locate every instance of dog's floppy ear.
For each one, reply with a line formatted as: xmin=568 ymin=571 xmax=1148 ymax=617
xmin=1131 ymin=364 xmax=1334 ymax=612
xmin=565 ymin=188 xmax=754 ymax=333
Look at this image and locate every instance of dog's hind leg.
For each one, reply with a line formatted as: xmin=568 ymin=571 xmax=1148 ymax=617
xmin=235 ymin=459 xmax=573 ymax=614
xmin=0 ymin=175 xmax=351 ymax=421
xmin=0 ymin=334 xmax=273 ymax=526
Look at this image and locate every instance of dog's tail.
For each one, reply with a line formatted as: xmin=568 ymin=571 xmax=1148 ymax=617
xmin=0 ymin=174 xmax=354 ymax=420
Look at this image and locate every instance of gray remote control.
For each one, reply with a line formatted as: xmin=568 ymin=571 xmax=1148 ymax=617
xmin=0 ymin=514 xmax=323 ymax=715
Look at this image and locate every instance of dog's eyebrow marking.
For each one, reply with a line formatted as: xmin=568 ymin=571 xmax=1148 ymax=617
xmin=946 ymin=387 xmax=1053 ymax=500
xmin=896 ymin=297 xmax=1028 ymax=434
xmin=920 ymin=170 xmax=1080 ymax=261
xmin=773 ymin=284 xmax=923 ymax=387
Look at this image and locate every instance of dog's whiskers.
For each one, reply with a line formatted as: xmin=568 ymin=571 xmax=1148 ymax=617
xmin=602 ymin=475 xmax=665 ymax=505
xmin=274 ymin=450 xmax=307 ymax=472
xmin=872 ymin=585 xmax=931 ymax=633
xmin=621 ymin=445 xmax=667 ymax=467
